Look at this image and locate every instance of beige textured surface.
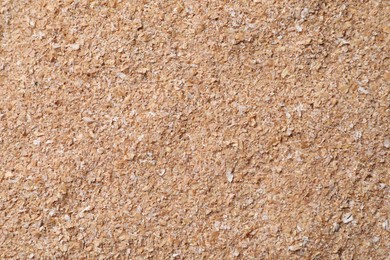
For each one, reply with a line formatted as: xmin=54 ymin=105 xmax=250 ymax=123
xmin=1 ymin=0 xmax=389 ymax=258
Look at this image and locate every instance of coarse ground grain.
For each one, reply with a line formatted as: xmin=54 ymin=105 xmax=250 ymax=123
xmin=0 ymin=0 xmax=389 ymax=259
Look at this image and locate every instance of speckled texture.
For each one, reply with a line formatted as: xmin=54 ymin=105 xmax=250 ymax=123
xmin=0 ymin=0 xmax=389 ymax=259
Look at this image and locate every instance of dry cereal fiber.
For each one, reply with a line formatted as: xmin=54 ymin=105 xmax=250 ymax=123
xmin=0 ymin=0 xmax=389 ymax=259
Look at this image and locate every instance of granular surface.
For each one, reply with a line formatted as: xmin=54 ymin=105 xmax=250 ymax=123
xmin=0 ymin=0 xmax=389 ymax=258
